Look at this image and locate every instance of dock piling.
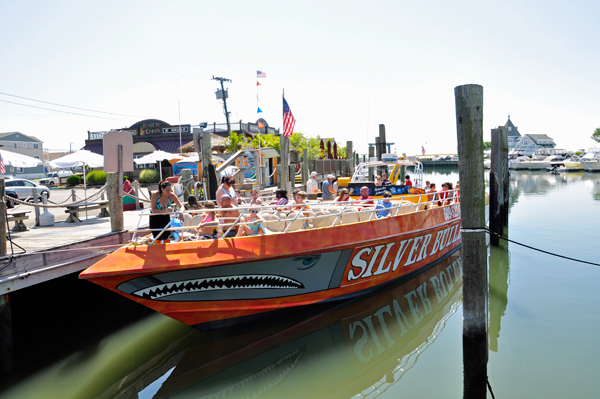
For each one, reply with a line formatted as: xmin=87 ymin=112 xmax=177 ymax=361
xmin=454 ymin=83 xmax=488 ymax=398
xmin=0 ymin=180 xmax=6 ymax=256
xmin=489 ymin=128 xmax=502 ymax=246
xmin=500 ymin=126 xmax=509 ymax=227
xmin=107 ymin=172 xmax=124 ymax=232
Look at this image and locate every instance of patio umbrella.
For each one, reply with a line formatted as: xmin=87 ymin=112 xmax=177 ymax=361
xmin=333 ymin=142 xmax=338 ymax=159
xmin=327 ymin=141 xmax=332 ymax=160
xmin=134 ymin=150 xmax=178 ymax=181
xmin=50 ymin=149 xmax=105 ymax=220
xmin=320 ymin=139 xmax=325 ymax=159
xmin=0 ymin=149 xmax=43 ymax=169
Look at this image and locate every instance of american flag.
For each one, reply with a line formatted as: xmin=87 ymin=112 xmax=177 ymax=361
xmin=257 ymin=71 xmax=266 ymax=78
xmin=0 ymin=152 xmax=4 ymax=175
xmin=282 ymin=96 xmax=296 ymax=137
xmin=422 ymin=145 xmax=426 ymax=155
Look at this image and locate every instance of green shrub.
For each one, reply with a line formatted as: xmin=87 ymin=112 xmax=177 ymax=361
xmin=67 ymin=175 xmax=81 ymax=186
xmin=86 ymin=171 xmax=107 ymax=185
xmin=123 ymin=175 xmax=129 ymax=182
xmin=139 ymin=169 xmax=160 ymax=183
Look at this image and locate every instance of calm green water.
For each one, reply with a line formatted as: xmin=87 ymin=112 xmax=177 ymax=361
xmin=1 ymin=170 xmax=600 ymax=399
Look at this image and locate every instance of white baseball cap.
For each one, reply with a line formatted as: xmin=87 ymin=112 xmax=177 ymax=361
xmin=310 ymin=171 xmax=317 ymax=176
xmin=327 ymin=174 xmax=334 ymax=179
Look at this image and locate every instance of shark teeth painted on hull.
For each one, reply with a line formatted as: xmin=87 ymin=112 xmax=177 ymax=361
xmin=131 ymin=275 xmax=305 ymax=300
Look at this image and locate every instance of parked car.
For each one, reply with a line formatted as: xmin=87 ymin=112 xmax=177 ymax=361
xmin=4 ymin=178 xmax=50 ymax=201
xmin=5 ymin=189 xmax=18 ymax=208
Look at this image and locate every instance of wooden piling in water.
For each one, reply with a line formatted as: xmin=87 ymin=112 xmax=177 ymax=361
xmin=0 ymin=293 xmax=13 ymax=372
xmin=454 ymin=84 xmax=488 ymax=398
xmin=489 ymin=128 xmax=502 ymax=246
xmin=500 ymin=126 xmax=510 ymax=228
xmin=0 ymin=180 xmax=7 ymax=257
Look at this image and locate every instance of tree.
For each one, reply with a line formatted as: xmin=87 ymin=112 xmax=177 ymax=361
xmin=224 ymin=132 xmax=248 ymax=153
xmin=592 ymin=128 xmax=600 ymax=143
xmin=483 ymin=141 xmax=492 ymax=151
xmin=250 ymin=133 xmax=280 ymax=152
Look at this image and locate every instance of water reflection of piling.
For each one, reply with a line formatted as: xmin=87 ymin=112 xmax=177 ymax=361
xmin=489 ymin=239 xmax=510 ymax=352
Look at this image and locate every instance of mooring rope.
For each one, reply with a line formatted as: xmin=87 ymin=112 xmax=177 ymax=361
xmin=4 ymin=185 xmax=107 ymax=208
xmin=484 ymin=227 xmax=600 ymax=267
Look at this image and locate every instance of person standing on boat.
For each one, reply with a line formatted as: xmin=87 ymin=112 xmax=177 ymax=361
xmin=307 ymin=171 xmax=319 ymax=200
xmin=375 ymin=175 xmax=382 ymax=186
xmin=375 ymin=191 xmax=393 ymax=217
xmin=404 ymin=175 xmax=413 ymax=186
xmin=322 ymin=175 xmax=335 ymax=201
xmin=150 ymin=181 xmax=184 ymax=241
xmin=381 ymin=173 xmax=392 ymax=186
xmin=216 ymin=176 xmax=238 ymax=205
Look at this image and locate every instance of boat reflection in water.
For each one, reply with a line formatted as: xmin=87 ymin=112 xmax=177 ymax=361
xmin=152 ymin=250 xmax=463 ymax=399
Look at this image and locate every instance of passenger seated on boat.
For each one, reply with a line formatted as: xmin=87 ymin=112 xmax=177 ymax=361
xmin=334 ymin=188 xmax=350 ymax=203
xmin=439 ymin=183 xmax=453 ymax=205
xmin=249 ymin=188 xmax=263 ymax=206
xmin=236 ymin=208 xmax=265 ymax=237
xmin=375 ymin=175 xmax=382 ymax=186
xmin=270 ymin=189 xmax=288 ymax=206
xmin=356 ymin=186 xmax=375 ymax=206
xmin=150 ymin=181 xmax=184 ymax=240
xmin=291 ymin=191 xmax=312 ymax=217
xmin=375 ymin=191 xmax=393 ymax=217
xmin=381 ymin=173 xmax=392 ymax=186
xmin=186 ymin=195 xmax=203 ymax=211
xmin=404 ymin=175 xmax=413 ymax=186
xmin=426 ymin=183 xmax=439 ymax=208
xmin=218 ymin=195 xmax=240 ymax=237
xmin=194 ymin=201 xmax=222 ymax=239
xmin=455 ymin=181 xmax=460 ymax=202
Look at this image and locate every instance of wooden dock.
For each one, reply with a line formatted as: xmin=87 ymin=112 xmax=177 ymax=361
xmin=0 ymin=209 xmax=145 ymax=294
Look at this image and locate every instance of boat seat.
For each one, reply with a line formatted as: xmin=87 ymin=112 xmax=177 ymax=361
xmin=357 ymin=209 xmax=376 ymax=221
xmin=312 ymin=210 xmax=340 ymax=228
xmin=339 ymin=211 xmax=360 ymax=225
xmin=261 ymin=214 xmax=287 ymax=232
xmin=286 ymin=218 xmax=306 ymax=232
xmin=190 ymin=215 xmax=204 ymax=226
xmin=182 ymin=213 xmax=193 ymax=227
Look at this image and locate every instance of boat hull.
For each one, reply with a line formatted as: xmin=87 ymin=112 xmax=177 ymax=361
xmin=80 ymin=203 xmax=463 ymax=329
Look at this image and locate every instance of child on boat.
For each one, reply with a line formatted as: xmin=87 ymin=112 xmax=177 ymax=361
xmin=236 ymin=208 xmax=265 ymax=237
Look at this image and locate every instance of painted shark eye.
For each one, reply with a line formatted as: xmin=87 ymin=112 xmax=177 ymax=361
xmin=293 ymin=254 xmax=321 ymax=270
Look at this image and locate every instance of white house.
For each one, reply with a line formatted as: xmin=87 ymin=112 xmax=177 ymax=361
xmin=0 ymin=132 xmax=45 ymax=178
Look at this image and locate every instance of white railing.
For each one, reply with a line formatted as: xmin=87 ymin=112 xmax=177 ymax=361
xmin=128 ymin=190 xmax=460 ymax=245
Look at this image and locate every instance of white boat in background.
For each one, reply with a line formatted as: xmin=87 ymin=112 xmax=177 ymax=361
xmin=511 ymin=156 xmax=533 ymax=170
xmin=547 ymin=157 xmax=584 ymax=172
xmin=528 ymin=155 xmax=566 ymax=170
xmin=580 ymin=149 xmax=600 ymax=172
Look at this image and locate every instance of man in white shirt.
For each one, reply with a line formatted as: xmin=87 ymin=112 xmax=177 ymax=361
xmin=307 ymin=171 xmax=319 ymax=200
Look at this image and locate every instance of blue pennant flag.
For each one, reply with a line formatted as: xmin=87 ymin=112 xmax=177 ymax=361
xmin=257 ymin=107 xmax=263 ymax=113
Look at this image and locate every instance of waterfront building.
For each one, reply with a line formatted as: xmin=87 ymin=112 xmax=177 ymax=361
xmin=83 ymin=119 xmax=280 ymax=178
xmin=0 ymin=131 xmax=45 ymax=178
xmin=504 ymin=115 xmax=522 ymax=149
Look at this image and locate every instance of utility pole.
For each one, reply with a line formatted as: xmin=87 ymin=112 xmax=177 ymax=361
xmin=212 ymin=76 xmax=232 ymax=132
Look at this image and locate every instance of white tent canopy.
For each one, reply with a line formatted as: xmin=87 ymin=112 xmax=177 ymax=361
xmin=0 ymin=149 xmax=43 ymax=168
xmin=133 ymin=150 xmax=178 ymax=165
xmin=49 ymin=150 xmax=104 ymax=169
xmin=134 ymin=150 xmax=178 ymax=180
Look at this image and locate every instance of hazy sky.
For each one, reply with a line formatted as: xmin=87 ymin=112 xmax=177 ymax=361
xmin=1 ymin=0 xmax=598 ymax=155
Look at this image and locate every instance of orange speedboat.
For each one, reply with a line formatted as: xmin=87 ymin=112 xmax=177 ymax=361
xmin=80 ymin=194 xmax=463 ymax=330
